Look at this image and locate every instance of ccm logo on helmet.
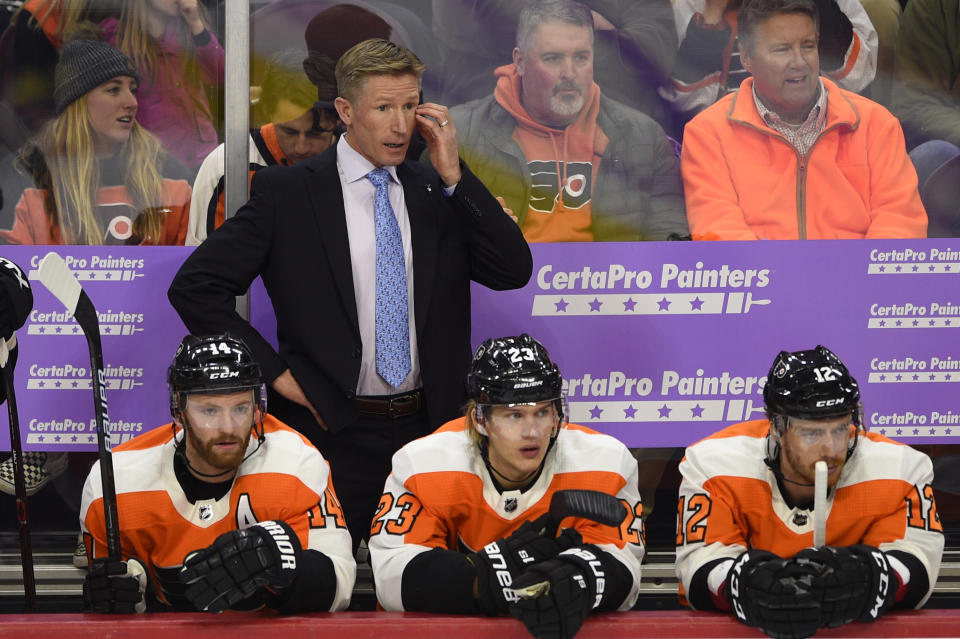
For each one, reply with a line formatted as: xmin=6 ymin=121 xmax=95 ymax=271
xmin=815 ymin=398 xmax=844 ymax=407
xmin=209 ymin=371 xmax=240 ymax=380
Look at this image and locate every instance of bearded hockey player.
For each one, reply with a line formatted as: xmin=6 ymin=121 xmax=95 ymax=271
xmin=79 ymin=334 xmax=355 ymax=613
xmin=676 ymin=345 xmax=943 ymax=639
xmin=368 ymin=334 xmax=644 ymax=639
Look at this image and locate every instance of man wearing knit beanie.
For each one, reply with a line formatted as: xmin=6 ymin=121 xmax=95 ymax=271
xmin=53 ymin=39 xmax=140 ymax=115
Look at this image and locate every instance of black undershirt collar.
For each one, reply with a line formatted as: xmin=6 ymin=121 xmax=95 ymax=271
xmin=173 ymin=447 xmax=234 ymax=503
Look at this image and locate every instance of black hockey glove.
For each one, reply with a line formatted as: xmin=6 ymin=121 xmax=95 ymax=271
xmin=179 ymin=520 xmax=301 ymax=613
xmin=508 ymin=546 xmax=605 ymax=639
xmin=794 ymin=544 xmax=898 ymax=626
xmin=468 ymin=515 xmax=582 ymax=616
xmin=83 ymin=557 xmax=148 ymax=613
xmin=726 ymin=550 xmax=821 ymax=639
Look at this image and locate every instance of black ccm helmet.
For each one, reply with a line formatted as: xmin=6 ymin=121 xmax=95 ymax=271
xmin=466 ymin=334 xmax=564 ymax=434
xmin=763 ymin=345 xmax=862 ymax=460
xmin=168 ymin=334 xmax=265 ymax=427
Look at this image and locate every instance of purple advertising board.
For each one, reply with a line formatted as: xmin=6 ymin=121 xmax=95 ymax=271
xmin=1 ymin=240 xmax=957 ymax=451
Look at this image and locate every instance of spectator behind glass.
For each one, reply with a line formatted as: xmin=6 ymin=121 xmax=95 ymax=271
xmin=680 ymin=0 xmax=926 ymax=240
xmin=451 ymin=0 xmax=688 ymax=242
xmin=187 ymin=50 xmax=338 ymax=246
xmin=0 ymin=0 xmax=109 ymax=134
xmin=431 ymin=0 xmax=678 ymax=129
xmin=100 ymin=0 xmax=224 ymax=173
xmin=892 ymin=0 xmax=960 ymax=151
xmin=2 ymin=39 xmax=190 ymax=246
xmin=663 ymin=0 xmax=877 ymax=132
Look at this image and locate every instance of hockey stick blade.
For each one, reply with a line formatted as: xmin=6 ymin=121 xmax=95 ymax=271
xmin=36 ymin=252 xmax=122 ymax=559
xmin=36 ymin=252 xmax=82 ymax=316
xmin=546 ymin=489 xmax=626 ymax=536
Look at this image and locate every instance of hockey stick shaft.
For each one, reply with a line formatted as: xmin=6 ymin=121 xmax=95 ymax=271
xmin=36 ymin=253 xmax=121 ymax=559
xmin=1 ymin=354 xmax=37 ymax=612
xmin=813 ymin=460 xmax=827 ymax=548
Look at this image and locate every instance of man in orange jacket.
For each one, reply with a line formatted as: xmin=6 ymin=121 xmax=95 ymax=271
xmin=681 ymin=0 xmax=927 ymax=240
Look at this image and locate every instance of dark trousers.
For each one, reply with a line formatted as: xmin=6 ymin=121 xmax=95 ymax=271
xmin=268 ymin=391 xmax=432 ymax=555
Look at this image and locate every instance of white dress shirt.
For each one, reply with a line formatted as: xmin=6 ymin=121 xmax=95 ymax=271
xmin=336 ymin=135 xmax=421 ymax=396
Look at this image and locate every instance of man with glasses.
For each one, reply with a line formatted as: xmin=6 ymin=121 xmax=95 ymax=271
xmin=676 ymin=345 xmax=943 ymax=639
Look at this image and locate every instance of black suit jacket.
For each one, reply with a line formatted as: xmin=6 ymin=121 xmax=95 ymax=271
xmin=168 ymin=144 xmax=532 ymax=435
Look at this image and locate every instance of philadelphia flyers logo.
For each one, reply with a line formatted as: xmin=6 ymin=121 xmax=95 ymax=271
xmin=528 ymin=161 xmax=593 ymax=212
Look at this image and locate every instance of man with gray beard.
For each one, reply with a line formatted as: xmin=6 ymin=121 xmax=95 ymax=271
xmin=449 ymin=0 xmax=688 ymax=242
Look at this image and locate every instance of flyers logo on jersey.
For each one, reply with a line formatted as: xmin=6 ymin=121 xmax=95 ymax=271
xmin=528 ymin=161 xmax=593 ymax=212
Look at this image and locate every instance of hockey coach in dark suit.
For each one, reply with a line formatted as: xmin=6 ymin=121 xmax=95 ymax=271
xmin=169 ymin=39 xmax=532 ymax=550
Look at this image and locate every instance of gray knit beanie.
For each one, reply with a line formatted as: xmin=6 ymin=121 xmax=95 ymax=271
xmin=54 ymin=40 xmax=141 ymax=115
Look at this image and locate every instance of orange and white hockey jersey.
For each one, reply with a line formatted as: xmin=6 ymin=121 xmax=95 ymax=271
xmin=79 ymin=414 xmax=356 ymax=611
xmin=368 ymin=418 xmax=645 ymax=612
xmin=676 ymin=420 xmax=943 ymax=611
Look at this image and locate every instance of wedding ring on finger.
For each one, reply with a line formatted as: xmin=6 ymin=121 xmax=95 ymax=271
xmin=439 ymin=119 xmax=449 ymax=128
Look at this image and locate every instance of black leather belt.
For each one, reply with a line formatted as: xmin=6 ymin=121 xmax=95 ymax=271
xmin=355 ymin=389 xmax=425 ymax=418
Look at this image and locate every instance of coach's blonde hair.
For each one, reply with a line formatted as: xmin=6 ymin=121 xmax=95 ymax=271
xmin=335 ymin=38 xmax=425 ymax=102
xmin=19 ymin=97 xmax=166 ymax=245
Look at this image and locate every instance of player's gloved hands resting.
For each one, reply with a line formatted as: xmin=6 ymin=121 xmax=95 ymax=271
xmin=179 ymin=520 xmax=301 ymax=612
xmin=726 ymin=549 xmax=821 ymax=639
xmin=794 ymin=544 xmax=898 ymax=626
xmin=508 ymin=546 xmax=604 ymax=639
xmin=83 ymin=557 xmax=148 ymax=613
xmin=468 ymin=514 xmax=582 ymax=616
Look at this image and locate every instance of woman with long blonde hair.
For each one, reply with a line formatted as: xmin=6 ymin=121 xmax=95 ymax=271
xmin=3 ymin=39 xmax=190 ymax=245
xmin=100 ymin=0 xmax=224 ymax=172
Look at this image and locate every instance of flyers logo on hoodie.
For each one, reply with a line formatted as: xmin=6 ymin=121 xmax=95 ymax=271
xmin=529 ymin=160 xmax=593 ymax=212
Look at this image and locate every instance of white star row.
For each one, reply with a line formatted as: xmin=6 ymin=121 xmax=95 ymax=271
xmin=867 ymin=372 xmax=960 ymax=383
xmin=868 ymin=317 xmax=960 ymax=328
xmin=27 ymin=323 xmax=143 ymax=336
xmin=532 ymin=292 xmax=772 ymax=316
xmin=26 ymin=378 xmax=144 ymax=390
xmin=875 ymin=427 xmax=960 ymax=438
xmin=567 ymin=399 xmax=765 ymax=423
xmin=28 ymin=268 xmax=143 ymax=281
xmin=867 ymin=262 xmax=960 ymax=274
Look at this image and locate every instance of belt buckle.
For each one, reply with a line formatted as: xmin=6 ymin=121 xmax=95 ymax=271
xmin=387 ymin=392 xmax=415 ymax=417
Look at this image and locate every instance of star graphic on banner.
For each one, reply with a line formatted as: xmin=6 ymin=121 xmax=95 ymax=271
xmin=947 ymin=429 xmax=953 ymax=435
xmin=54 ymin=381 xmax=61 ymax=388
xmin=589 ymin=405 xmax=603 ymax=419
xmin=72 ymin=381 xmax=79 ymax=388
xmin=895 ymin=265 xmax=902 ymax=272
xmin=37 ymin=381 xmax=44 ymax=388
xmin=947 ymin=320 xmax=953 ymax=326
xmin=623 ymin=298 xmax=637 ymax=311
xmin=878 ymin=265 xmax=886 ymax=272
xmin=104 ymin=272 xmax=113 ymax=280
xmin=912 ymin=320 xmax=919 ymax=326
xmin=38 ymin=326 xmax=45 ymax=334
xmin=880 ymin=429 xmax=887 ymax=436
xmin=657 ymin=297 xmax=671 ymax=311
xmin=912 ymin=374 xmax=920 ymax=380
xmin=54 ymin=435 xmax=61 ymax=442
xmin=690 ymin=297 xmax=705 ymax=311
xmin=913 ymin=428 xmax=920 ymax=435
xmin=930 ymin=373 xmax=937 ymax=380
xmin=588 ymin=298 xmax=603 ymax=312
xmin=89 ymin=272 xmax=96 ymax=279
xmin=947 ymin=374 xmax=953 ymax=381
xmin=73 ymin=326 xmax=80 ymax=333
xmin=911 ymin=265 xmax=919 ymax=272
xmin=930 ymin=428 xmax=937 ymax=435
xmin=55 ymin=326 xmax=62 ymax=334
xmin=896 ymin=374 xmax=903 ymax=381
xmin=879 ymin=374 xmax=886 ymax=381
xmin=71 ymin=435 xmax=78 ymax=442
xmin=37 ymin=435 xmax=44 ymax=442
xmin=878 ymin=320 xmax=886 ymax=327
xmin=896 ymin=428 xmax=903 ymax=435
xmin=895 ymin=320 xmax=902 ymax=327
xmin=947 ymin=265 xmax=953 ymax=272
xmin=691 ymin=404 xmax=705 ymax=418
xmin=929 ymin=264 xmax=937 ymax=272
xmin=623 ymin=405 xmax=637 ymax=419
xmin=929 ymin=319 xmax=937 ymax=326
xmin=554 ymin=298 xmax=569 ymax=312
xmin=658 ymin=404 xmax=672 ymax=418
xmin=88 ymin=435 xmax=96 ymax=442
xmin=104 ymin=326 xmax=113 ymax=334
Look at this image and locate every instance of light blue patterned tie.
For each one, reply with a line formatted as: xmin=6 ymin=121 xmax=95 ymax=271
xmin=367 ymin=168 xmax=410 ymax=388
